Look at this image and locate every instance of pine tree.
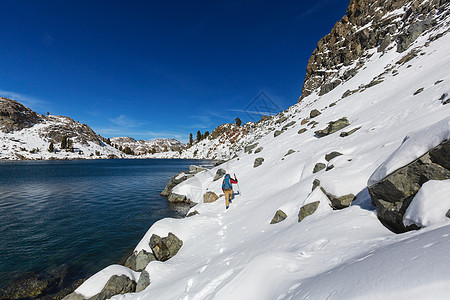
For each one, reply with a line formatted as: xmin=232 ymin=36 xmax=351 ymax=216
xmin=197 ymin=130 xmax=202 ymax=142
xmin=204 ymin=131 xmax=210 ymax=138
xmin=235 ymin=117 xmax=242 ymax=126
xmin=60 ymin=136 xmax=68 ymax=149
xmin=189 ymin=133 xmax=193 ymax=146
xmin=48 ymin=142 xmax=54 ymax=153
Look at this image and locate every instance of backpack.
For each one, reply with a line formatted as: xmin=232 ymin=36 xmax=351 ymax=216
xmin=222 ymin=174 xmax=232 ymax=190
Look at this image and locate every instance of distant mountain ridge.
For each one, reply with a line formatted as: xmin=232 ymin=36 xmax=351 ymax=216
xmin=110 ymin=137 xmax=185 ymax=155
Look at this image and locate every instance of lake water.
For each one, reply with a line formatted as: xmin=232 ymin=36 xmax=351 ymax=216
xmin=0 ymin=159 xmax=214 ymax=290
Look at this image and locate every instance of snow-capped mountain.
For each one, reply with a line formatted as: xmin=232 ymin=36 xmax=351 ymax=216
xmin=0 ymin=97 xmax=125 ymax=160
xmin=68 ymin=0 xmax=450 ymax=299
xmin=110 ymin=137 xmax=185 ymax=155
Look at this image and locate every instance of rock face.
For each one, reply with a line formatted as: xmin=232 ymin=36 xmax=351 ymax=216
xmin=0 ymin=97 xmax=43 ymax=133
xmin=203 ymin=191 xmax=219 ymax=203
xmin=315 ymin=117 xmax=350 ymax=137
xmin=90 ymin=275 xmax=136 ymax=300
xmin=369 ymin=139 xmax=450 ymax=233
xmin=270 ymin=210 xmax=287 ymax=224
xmin=298 ymin=201 xmax=320 ymax=222
xmin=149 ymin=233 xmax=183 ymax=262
xmin=299 ymin=0 xmax=449 ymax=99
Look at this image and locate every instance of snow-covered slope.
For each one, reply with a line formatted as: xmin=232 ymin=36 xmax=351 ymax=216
xmin=73 ymin=1 xmax=450 ymax=299
xmin=110 ymin=137 xmax=185 ymax=155
xmin=0 ymin=98 xmax=125 ymax=160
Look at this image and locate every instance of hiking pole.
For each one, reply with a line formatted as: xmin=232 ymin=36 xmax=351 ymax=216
xmin=234 ymin=173 xmax=242 ymax=196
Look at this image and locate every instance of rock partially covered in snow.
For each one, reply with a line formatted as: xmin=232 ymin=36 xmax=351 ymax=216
xmin=161 ymin=172 xmax=194 ymax=196
xmin=203 ymin=191 xmax=219 ymax=203
xmin=270 ymin=210 xmax=287 ymax=224
xmin=369 ymin=138 xmax=450 ymax=233
xmin=314 ymin=117 xmax=350 ymax=137
xmin=89 ymin=275 xmax=136 ymax=300
xmin=149 ymin=233 xmax=183 ymax=262
xmin=403 ymin=180 xmax=450 ymax=228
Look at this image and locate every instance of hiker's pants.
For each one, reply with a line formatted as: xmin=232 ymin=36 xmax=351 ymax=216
xmin=224 ymin=189 xmax=233 ymax=207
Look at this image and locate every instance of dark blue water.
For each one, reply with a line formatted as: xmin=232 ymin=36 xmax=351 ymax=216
xmin=0 ymin=159 xmax=214 ymax=289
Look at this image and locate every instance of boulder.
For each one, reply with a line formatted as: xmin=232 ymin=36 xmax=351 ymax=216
xmin=340 ymin=126 xmax=361 ymax=137
xmin=274 ymin=130 xmax=283 ymax=137
xmin=254 ymin=157 xmax=265 ymax=168
xmin=369 ymin=139 xmax=450 ymax=233
xmin=149 ymin=233 xmax=183 ymax=262
xmin=270 ymin=210 xmax=288 ymax=224
xmin=313 ymin=163 xmax=326 ymax=173
xmin=298 ymin=128 xmax=307 ymax=134
xmin=168 ymin=193 xmax=189 ymax=204
xmin=298 ymin=201 xmax=320 ymax=222
xmin=186 ymin=210 xmax=199 ymax=217
xmin=320 ymin=187 xmax=355 ymax=210
xmin=213 ymin=168 xmax=226 ymax=181
xmin=136 ymin=271 xmax=150 ymax=293
xmin=244 ymin=143 xmax=258 ymax=154
xmin=315 ymin=117 xmax=350 ymax=137
xmin=135 ymin=250 xmax=156 ymax=272
xmin=447 ymin=209 xmax=450 ymax=219
xmin=62 ymin=292 xmax=84 ymax=300
xmin=161 ymin=171 xmax=194 ymax=196
xmin=254 ymin=147 xmax=264 ymax=154
xmin=189 ymin=165 xmax=206 ymax=174
xmin=325 ymin=151 xmax=343 ymax=161
xmin=285 ymin=149 xmax=296 ymax=156
xmin=90 ymin=275 xmax=136 ymax=300
xmin=310 ymin=109 xmax=321 ymax=118
xmin=203 ymin=191 xmax=219 ymax=203
xmin=282 ymin=121 xmax=296 ymax=130
xmin=312 ymin=179 xmax=321 ymax=191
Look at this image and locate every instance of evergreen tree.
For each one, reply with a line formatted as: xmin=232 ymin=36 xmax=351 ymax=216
xmin=204 ymin=131 xmax=210 ymax=138
xmin=197 ymin=130 xmax=202 ymax=142
xmin=60 ymin=136 xmax=68 ymax=149
xmin=48 ymin=142 xmax=54 ymax=153
xmin=189 ymin=133 xmax=193 ymax=146
xmin=235 ymin=117 xmax=242 ymax=126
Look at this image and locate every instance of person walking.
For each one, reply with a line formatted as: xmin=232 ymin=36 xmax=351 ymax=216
xmin=222 ymin=173 xmax=238 ymax=209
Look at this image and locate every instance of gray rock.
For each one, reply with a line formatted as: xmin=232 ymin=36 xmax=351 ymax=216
xmin=282 ymin=121 xmax=296 ymax=130
xmin=135 ymin=250 xmax=156 ymax=272
xmin=325 ymin=151 xmax=343 ymax=162
xmin=315 ymin=117 xmax=350 ymax=137
xmin=168 ymin=193 xmax=189 ymax=204
xmin=413 ymin=87 xmax=424 ymax=95
xmin=203 ymin=191 xmax=219 ymax=203
xmin=320 ymin=187 xmax=355 ymax=210
xmin=161 ymin=171 xmax=194 ymax=196
xmin=149 ymin=233 xmax=183 ymax=262
xmin=274 ymin=130 xmax=283 ymax=137
xmin=378 ymin=34 xmax=391 ymax=52
xmin=90 ymin=275 xmax=136 ymax=300
xmin=285 ymin=149 xmax=296 ymax=156
xmin=319 ymin=79 xmax=342 ymax=96
xmin=124 ymin=252 xmax=137 ymax=270
xmin=254 ymin=157 xmax=265 ymax=168
xmin=310 ymin=109 xmax=321 ymax=118
xmin=276 ymin=116 xmax=288 ymax=124
xmin=313 ymin=163 xmax=326 ymax=173
xmin=369 ymin=139 xmax=450 ymax=233
xmin=244 ymin=143 xmax=258 ymax=154
xmin=312 ymin=179 xmax=320 ymax=191
xmin=186 ymin=210 xmax=199 ymax=217
xmin=447 ymin=209 xmax=450 ymax=219
xmin=213 ymin=168 xmax=226 ymax=181
xmin=136 ymin=271 xmax=150 ymax=293
xmin=340 ymin=126 xmax=361 ymax=137
xmin=298 ymin=201 xmax=320 ymax=222
xmin=189 ymin=165 xmax=206 ymax=174
xmin=62 ymin=292 xmax=84 ymax=300
xmin=270 ymin=210 xmax=287 ymax=224
xmin=298 ymin=128 xmax=307 ymax=134
xmin=254 ymin=147 xmax=264 ymax=154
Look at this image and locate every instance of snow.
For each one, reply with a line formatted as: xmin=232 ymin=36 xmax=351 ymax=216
xmin=10 ymin=3 xmax=450 ymax=299
xmin=403 ymin=180 xmax=450 ymax=227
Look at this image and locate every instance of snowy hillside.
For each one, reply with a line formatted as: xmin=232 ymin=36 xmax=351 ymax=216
xmin=110 ymin=137 xmax=185 ymax=155
xmin=70 ymin=0 xmax=450 ymax=299
xmin=0 ymin=98 xmax=125 ymax=160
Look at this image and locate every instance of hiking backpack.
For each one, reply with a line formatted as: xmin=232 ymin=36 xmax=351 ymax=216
xmin=222 ymin=174 xmax=232 ymax=190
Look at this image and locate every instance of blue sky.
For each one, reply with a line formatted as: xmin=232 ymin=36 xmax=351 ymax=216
xmin=0 ymin=0 xmax=349 ymax=142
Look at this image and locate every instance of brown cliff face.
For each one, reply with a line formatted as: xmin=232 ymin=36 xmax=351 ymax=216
xmin=299 ymin=0 xmax=450 ymax=100
xmin=0 ymin=97 xmax=44 ymax=133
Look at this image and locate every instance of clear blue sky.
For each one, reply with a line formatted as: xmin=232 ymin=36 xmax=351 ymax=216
xmin=0 ymin=0 xmax=349 ymax=142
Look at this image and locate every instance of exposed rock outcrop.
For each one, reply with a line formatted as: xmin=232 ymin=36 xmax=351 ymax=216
xmin=161 ymin=172 xmax=194 ymax=196
xmin=369 ymin=139 xmax=450 ymax=233
xmin=315 ymin=117 xmax=350 ymax=137
xmin=298 ymin=201 xmax=320 ymax=222
xmin=0 ymin=97 xmax=43 ymax=133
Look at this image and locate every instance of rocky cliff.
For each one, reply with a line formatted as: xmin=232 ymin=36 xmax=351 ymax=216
xmin=0 ymin=97 xmax=44 ymax=133
xmin=300 ymin=0 xmax=450 ymax=99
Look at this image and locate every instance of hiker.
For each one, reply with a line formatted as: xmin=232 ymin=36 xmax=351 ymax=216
xmin=222 ymin=173 xmax=238 ymax=209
